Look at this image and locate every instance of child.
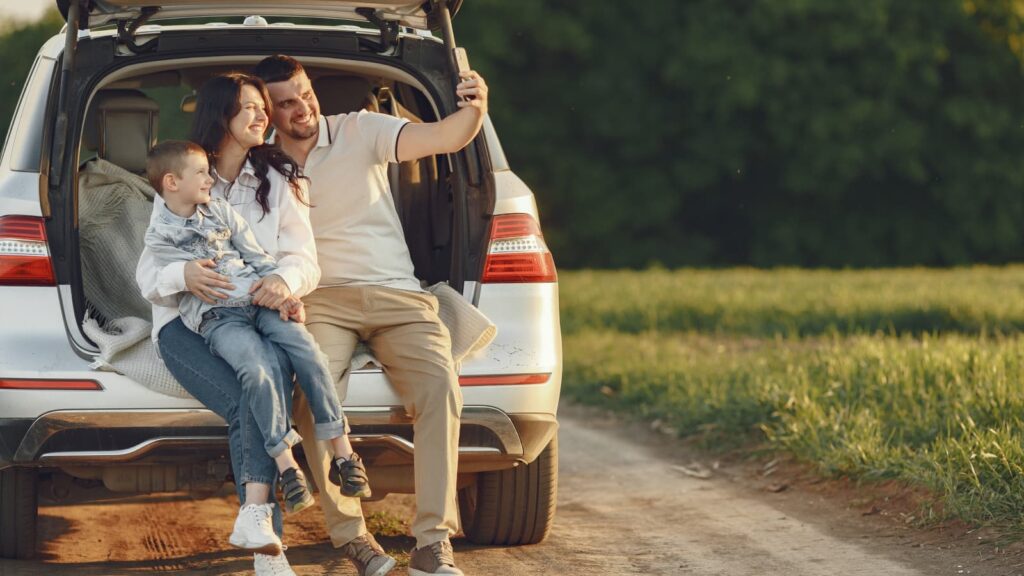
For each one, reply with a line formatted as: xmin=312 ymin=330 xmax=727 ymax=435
xmin=143 ymin=140 xmax=371 ymax=541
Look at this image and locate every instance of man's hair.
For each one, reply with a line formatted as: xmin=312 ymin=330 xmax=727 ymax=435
xmin=253 ymin=55 xmax=305 ymax=84
xmin=146 ymin=140 xmax=205 ymax=195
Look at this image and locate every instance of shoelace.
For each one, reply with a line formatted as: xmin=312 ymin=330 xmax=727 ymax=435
xmin=347 ymin=536 xmax=383 ymax=565
xmin=248 ymin=503 xmax=274 ymax=532
xmin=430 ymin=540 xmax=455 ymax=567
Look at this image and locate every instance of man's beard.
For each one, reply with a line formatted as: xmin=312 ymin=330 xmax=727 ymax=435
xmin=282 ymin=118 xmax=318 ymax=141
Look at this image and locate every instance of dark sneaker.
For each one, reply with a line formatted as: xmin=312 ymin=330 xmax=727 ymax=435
xmin=280 ymin=467 xmax=314 ymax=514
xmin=408 ymin=540 xmax=463 ymax=576
xmin=339 ymin=533 xmax=396 ymax=576
xmin=329 ymin=453 xmax=372 ymax=498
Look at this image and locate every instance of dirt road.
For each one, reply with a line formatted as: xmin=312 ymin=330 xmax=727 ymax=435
xmin=1 ymin=407 xmax=1022 ymax=575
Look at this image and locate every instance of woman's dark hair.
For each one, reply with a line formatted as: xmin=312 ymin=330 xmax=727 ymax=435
xmin=189 ymin=72 xmax=308 ymax=219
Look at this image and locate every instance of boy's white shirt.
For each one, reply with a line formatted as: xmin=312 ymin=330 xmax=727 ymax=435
xmin=136 ymin=160 xmax=320 ymax=343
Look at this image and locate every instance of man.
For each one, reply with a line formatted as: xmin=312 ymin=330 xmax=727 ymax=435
xmin=253 ymin=55 xmax=488 ymax=576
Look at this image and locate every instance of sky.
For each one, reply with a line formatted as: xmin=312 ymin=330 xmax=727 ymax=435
xmin=0 ymin=1 xmax=52 ymax=23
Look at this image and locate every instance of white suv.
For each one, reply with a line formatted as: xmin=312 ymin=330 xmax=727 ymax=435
xmin=0 ymin=0 xmax=561 ymax=559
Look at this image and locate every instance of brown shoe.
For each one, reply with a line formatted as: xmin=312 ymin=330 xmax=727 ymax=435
xmin=408 ymin=540 xmax=464 ymax=576
xmin=339 ymin=533 xmax=396 ymax=576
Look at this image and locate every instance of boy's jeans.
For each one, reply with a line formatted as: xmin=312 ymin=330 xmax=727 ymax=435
xmin=200 ymin=305 xmax=347 ymax=458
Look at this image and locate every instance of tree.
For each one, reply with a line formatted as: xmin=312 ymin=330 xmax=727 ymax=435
xmin=458 ymin=0 xmax=1024 ymax=267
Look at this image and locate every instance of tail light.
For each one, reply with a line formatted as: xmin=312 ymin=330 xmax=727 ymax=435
xmin=481 ymin=213 xmax=557 ymax=283
xmin=459 ymin=373 xmax=550 ymax=386
xmin=0 ymin=379 xmax=102 ymax=390
xmin=0 ymin=215 xmax=55 ymax=286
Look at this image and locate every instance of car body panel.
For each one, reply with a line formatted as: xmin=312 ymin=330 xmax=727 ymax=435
xmin=0 ymin=172 xmax=45 ymax=217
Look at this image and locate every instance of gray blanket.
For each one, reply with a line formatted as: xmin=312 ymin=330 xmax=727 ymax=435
xmin=78 ymin=158 xmax=156 ymax=322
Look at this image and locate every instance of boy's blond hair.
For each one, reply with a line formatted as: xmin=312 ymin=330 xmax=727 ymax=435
xmin=146 ymin=140 xmax=206 ymax=195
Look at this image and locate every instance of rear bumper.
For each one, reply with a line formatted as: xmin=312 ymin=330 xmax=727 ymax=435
xmin=1 ymin=406 xmax=557 ymax=474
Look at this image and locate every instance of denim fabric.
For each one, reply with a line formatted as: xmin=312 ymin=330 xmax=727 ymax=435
xmin=202 ymin=305 xmax=346 ymax=455
xmin=145 ymin=199 xmax=280 ymax=332
xmin=158 ymin=317 xmax=292 ymax=536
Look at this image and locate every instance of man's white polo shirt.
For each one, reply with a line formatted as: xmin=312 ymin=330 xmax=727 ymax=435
xmin=299 ymin=111 xmax=419 ymax=292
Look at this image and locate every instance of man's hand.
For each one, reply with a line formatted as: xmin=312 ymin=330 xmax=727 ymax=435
xmin=184 ymin=259 xmax=235 ymax=305
xmin=456 ymin=70 xmax=488 ymax=113
xmin=279 ymin=297 xmax=306 ymax=323
xmin=396 ymin=71 xmax=489 ymax=162
xmin=251 ymin=274 xmax=292 ymax=310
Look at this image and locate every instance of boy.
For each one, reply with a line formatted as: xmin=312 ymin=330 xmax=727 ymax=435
xmin=143 ymin=140 xmax=371 ymax=539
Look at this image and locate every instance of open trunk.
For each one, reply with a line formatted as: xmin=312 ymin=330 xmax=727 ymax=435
xmin=41 ymin=23 xmax=495 ymax=347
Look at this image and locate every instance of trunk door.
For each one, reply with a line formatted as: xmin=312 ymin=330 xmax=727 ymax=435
xmin=57 ymin=0 xmax=464 ymax=31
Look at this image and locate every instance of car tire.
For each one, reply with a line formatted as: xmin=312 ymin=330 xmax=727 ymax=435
xmin=0 ymin=467 xmax=38 ymax=559
xmin=458 ymin=435 xmax=557 ymax=545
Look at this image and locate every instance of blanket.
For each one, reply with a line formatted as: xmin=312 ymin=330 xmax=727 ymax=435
xmin=78 ymin=158 xmax=156 ymax=322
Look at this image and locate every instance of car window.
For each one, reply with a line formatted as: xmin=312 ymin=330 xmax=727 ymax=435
xmin=144 ymin=85 xmax=194 ymax=141
xmin=2 ymin=56 xmax=56 ymax=172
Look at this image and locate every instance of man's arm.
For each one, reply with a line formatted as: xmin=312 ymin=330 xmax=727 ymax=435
xmin=395 ymin=70 xmax=488 ymax=163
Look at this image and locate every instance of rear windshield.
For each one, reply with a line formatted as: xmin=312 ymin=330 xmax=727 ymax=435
xmin=2 ymin=56 xmax=55 ymax=172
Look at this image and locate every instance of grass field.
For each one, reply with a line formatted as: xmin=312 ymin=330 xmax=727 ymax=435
xmin=561 ymin=267 xmax=1024 ymax=337
xmin=560 ymin=267 xmax=1024 ymax=530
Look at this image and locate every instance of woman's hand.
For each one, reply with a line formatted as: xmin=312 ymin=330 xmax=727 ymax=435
xmin=185 ymin=259 xmax=235 ymax=304
xmin=279 ymin=297 xmax=306 ymax=323
xmin=251 ymin=274 xmax=292 ymax=310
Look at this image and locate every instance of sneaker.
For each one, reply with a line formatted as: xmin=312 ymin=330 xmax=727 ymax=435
xmin=255 ymin=546 xmax=297 ymax=576
xmin=280 ymin=467 xmax=315 ymax=514
xmin=329 ymin=453 xmax=372 ymax=498
xmin=408 ymin=540 xmax=463 ymax=576
xmin=339 ymin=533 xmax=397 ymax=576
xmin=229 ymin=502 xmax=282 ymax=556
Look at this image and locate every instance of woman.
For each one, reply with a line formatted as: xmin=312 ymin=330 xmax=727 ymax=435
xmin=136 ymin=72 xmax=318 ymax=576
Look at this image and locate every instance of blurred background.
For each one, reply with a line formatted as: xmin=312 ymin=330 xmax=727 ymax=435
xmin=6 ymin=1 xmax=1024 ymax=270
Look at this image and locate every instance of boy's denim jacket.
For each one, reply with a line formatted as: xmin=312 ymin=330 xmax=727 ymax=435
xmin=143 ymin=198 xmax=279 ymax=333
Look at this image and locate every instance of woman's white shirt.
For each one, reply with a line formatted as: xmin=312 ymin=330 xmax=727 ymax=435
xmin=135 ymin=160 xmax=320 ymax=342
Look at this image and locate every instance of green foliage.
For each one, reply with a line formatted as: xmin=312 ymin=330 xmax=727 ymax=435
xmin=457 ymin=0 xmax=1024 ymax=268
xmin=560 ymin=268 xmax=1024 ymax=530
xmin=0 ymin=9 xmax=63 ymax=144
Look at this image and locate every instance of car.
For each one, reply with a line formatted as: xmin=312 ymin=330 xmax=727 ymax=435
xmin=0 ymin=0 xmax=561 ymax=559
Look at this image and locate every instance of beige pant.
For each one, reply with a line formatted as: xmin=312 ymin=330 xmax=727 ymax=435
xmin=294 ymin=285 xmax=463 ymax=549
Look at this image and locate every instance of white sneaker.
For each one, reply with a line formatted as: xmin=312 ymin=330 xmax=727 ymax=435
xmin=229 ymin=502 xmax=282 ymax=555
xmin=255 ymin=546 xmax=297 ymax=576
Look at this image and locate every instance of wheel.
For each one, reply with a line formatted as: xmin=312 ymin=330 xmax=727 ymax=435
xmin=458 ymin=435 xmax=557 ymax=545
xmin=0 ymin=467 xmax=38 ymax=559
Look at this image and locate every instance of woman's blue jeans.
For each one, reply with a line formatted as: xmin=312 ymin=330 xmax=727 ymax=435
xmin=158 ymin=317 xmax=294 ymax=536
